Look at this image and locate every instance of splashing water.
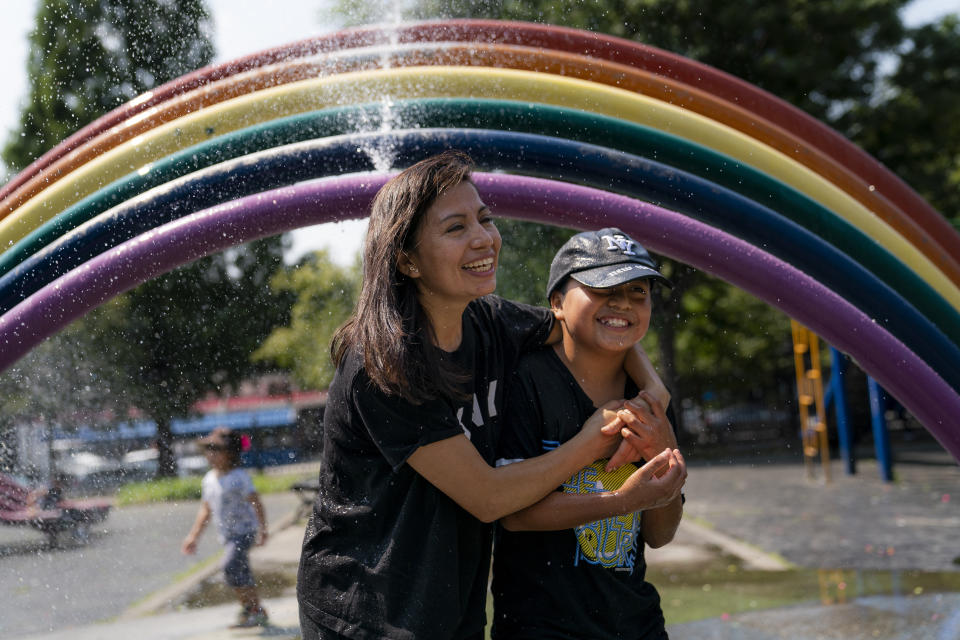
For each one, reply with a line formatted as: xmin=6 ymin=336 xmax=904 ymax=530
xmin=354 ymin=0 xmax=410 ymax=172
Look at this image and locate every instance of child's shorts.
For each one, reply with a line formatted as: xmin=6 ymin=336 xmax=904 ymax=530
xmin=222 ymin=533 xmax=256 ymax=587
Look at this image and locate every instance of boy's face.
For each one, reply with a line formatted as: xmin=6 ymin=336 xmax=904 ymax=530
xmin=551 ymin=277 xmax=652 ymax=353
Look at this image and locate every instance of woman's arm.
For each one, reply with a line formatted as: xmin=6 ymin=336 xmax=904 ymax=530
xmin=408 ymin=402 xmax=624 ymax=523
xmin=501 ymin=448 xmax=686 ymax=531
xmin=624 ymin=345 xmax=670 ymax=410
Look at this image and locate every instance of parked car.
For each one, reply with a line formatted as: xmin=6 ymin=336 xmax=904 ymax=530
xmin=56 ymin=451 xmax=123 ymax=491
xmin=701 ymin=403 xmax=796 ymax=445
xmin=119 ymin=448 xmax=208 ymax=479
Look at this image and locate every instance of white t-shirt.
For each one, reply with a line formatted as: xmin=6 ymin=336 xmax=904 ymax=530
xmin=201 ymin=467 xmax=258 ymax=541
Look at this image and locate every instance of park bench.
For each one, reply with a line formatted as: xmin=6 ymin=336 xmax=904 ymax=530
xmin=0 ymin=472 xmax=111 ymax=546
xmin=291 ymin=479 xmax=319 ymax=522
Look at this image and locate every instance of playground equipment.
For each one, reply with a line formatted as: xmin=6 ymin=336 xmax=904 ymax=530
xmin=791 ymin=321 xmax=831 ymax=483
xmin=0 ymin=20 xmax=957 ymax=460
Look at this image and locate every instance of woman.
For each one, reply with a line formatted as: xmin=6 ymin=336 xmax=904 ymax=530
xmin=297 ymin=151 xmax=668 ymax=640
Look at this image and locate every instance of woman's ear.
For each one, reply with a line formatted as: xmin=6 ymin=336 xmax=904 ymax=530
xmin=397 ymin=251 xmax=420 ymax=279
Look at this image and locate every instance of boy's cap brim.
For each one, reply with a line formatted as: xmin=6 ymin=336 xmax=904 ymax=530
xmin=570 ymin=263 xmax=672 ymax=290
xmin=546 ymin=227 xmax=672 ymax=298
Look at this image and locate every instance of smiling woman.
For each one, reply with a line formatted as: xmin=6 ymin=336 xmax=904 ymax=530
xmin=396 ymin=180 xmax=502 ymax=349
xmin=295 ymin=151 xmax=674 ymax=639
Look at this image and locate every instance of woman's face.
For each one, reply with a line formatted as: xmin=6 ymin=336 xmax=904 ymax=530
xmin=401 ymin=180 xmax=502 ymax=310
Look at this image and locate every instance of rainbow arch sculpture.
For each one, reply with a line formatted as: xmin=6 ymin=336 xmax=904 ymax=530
xmin=0 ymin=20 xmax=957 ymax=458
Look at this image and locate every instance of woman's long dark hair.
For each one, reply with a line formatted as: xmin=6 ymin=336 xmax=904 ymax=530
xmin=331 ymin=150 xmax=474 ymax=404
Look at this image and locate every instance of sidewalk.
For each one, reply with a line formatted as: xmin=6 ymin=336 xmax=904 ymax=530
xmin=17 ymin=447 xmax=960 ymax=640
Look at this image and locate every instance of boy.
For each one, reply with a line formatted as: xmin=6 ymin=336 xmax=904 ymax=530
xmin=492 ymin=228 xmax=686 ymax=639
xmin=182 ymin=427 xmax=270 ymax=628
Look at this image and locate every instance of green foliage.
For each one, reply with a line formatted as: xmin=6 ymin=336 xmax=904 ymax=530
xmin=402 ymin=0 xmax=909 ymax=123
xmin=116 ymin=237 xmax=294 ymax=474
xmin=253 ymin=250 xmax=361 ymax=390
xmin=389 ymin=0 xmax=958 ymax=422
xmin=0 ymin=301 xmax=131 ymax=428
xmin=114 ymin=470 xmax=306 ymax=506
xmin=115 ymin=475 xmax=202 ymax=506
xmin=493 ymin=218 xmax=572 ymax=306
xmin=844 ymin=15 xmax=960 ymax=226
xmin=1 ymin=1 xmax=303 ymax=478
xmin=493 ymin=219 xmax=793 ymax=406
xmin=2 ymin=0 xmax=214 ymax=171
xmin=668 ymin=271 xmax=794 ymax=401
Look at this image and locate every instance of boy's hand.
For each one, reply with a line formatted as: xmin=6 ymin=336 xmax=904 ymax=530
xmin=606 ymin=391 xmax=678 ymax=471
xmin=181 ymin=536 xmax=198 ymax=555
xmin=613 ymin=448 xmax=687 ymax=513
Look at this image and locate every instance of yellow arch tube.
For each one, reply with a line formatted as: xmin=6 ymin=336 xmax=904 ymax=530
xmin=2 ymin=66 xmax=958 ymax=311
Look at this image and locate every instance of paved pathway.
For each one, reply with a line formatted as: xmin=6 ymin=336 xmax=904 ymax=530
xmin=12 ymin=447 xmax=960 ymax=639
xmin=680 ymin=451 xmax=960 ymax=572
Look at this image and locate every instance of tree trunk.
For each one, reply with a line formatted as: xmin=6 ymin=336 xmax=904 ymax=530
xmin=154 ymin=414 xmax=179 ymax=478
xmin=655 ymin=262 xmax=696 ymax=448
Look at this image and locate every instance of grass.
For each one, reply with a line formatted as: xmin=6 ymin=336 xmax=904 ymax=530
xmin=114 ymin=471 xmax=307 ymax=506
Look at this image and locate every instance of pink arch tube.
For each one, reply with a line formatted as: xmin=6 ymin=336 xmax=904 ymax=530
xmin=0 ymin=172 xmax=956 ymax=457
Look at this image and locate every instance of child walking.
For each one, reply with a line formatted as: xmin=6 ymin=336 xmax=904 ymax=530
xmin=182 ymin=427 xmax=270 ymax=628
xmin=492 ymin=227 xmax=687 ymax=639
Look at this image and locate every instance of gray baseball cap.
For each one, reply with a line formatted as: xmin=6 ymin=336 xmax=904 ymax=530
xmin=547 ymin=227 xmax=672 ymax=298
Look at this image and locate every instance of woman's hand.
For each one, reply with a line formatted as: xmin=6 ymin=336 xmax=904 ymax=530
xmin=612 ymin=448 xmax=686 ymax=514
xmin=606 ymin=391 xmax=678 ymax=471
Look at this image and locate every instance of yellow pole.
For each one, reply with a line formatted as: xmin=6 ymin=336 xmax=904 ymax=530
xmin=791 ymin=320 xmax=831 ymax=482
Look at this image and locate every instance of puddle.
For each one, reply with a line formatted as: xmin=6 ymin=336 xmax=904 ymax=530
xmin=648 ymin=555 xmax=960 ymax=624
xmin=179 ymin=569 xmax=297 ymax=609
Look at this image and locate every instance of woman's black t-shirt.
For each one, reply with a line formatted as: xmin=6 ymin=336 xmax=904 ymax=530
xmin=297 ymin=295 xmax=553 ymax=640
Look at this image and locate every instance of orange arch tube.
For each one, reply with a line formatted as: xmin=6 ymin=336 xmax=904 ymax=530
xmin=3 ymin=40 xmax=957 ymax=288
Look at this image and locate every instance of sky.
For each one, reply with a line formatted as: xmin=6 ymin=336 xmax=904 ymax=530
xmin=0 ymin=0 xmax=957 ymax=264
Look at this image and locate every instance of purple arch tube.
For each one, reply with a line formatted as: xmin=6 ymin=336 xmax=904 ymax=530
xmin=0 ymin=172 xmax=957 ymax=457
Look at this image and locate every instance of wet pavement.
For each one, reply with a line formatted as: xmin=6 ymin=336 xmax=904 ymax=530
xmin=11 ymin=444 xmax=960 ymax=639
xmin=679 ymin=448 xmax=960 ymax=572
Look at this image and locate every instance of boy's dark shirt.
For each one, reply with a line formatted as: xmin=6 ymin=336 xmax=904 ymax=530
xmin=492 ymin=346 xmax=668 ymax=640
xmin=298 ymin=296 xmax=553 ymax=640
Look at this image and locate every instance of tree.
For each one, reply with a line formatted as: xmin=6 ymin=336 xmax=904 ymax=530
xmin=116 ymin=238 xmax=294 ymax=475
xmin=2 ymin=1 xmax=302 ymax=476
xmin=0 ymin=317 xmax=123 ymax=477
xmin=387 ymin=0 xmax=950 ymax=429
xmin=844 ymin=15 xmax=960 ymax=227
xmin=252 ymin=251 xmax=361 ymax=390
xmin=2 ymin=0 xmax=214 ymax=171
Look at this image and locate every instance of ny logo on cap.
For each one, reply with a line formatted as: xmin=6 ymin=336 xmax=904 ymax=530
xmin=602 ymin=234 xmax=638 ymax=256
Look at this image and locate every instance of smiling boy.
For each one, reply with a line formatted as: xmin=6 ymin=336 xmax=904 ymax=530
xmin=492 ymin=228 xmax=686 ymax=640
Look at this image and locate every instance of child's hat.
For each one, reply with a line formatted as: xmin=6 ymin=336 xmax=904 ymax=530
xmin=197 ymin=426 xmax=243 ymax=453
xmin=547 ymin=227 xmax=672 ymax=298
